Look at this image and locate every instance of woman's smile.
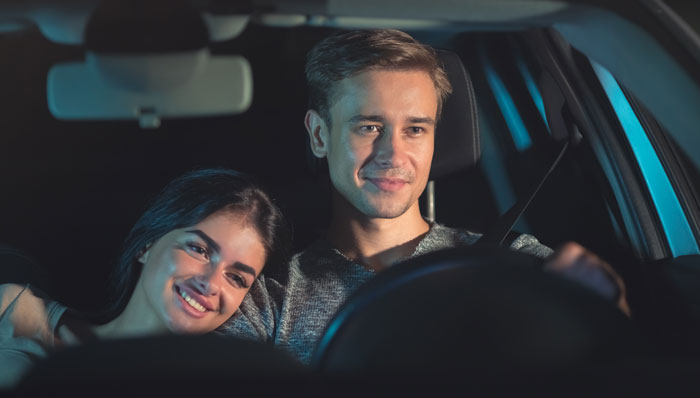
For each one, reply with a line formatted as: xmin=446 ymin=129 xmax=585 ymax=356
xmin=174 ymin=284 xmax=213 ymax=318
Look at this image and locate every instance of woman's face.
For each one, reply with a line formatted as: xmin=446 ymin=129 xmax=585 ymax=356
xmin=134 ymin=210 xmax=266 ymax=334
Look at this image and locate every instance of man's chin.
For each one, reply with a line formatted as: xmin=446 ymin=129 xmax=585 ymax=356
xmin=334 ymin=187 xmax=414 ymax=219
xmin=360 ymin=201 xmax=412 ymax=219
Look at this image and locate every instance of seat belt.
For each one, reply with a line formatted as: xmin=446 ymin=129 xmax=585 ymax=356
xmin=476 ymin=108 xmax=582 ymax=246
xmin=476 ymin=139 xmax=570 ymax=246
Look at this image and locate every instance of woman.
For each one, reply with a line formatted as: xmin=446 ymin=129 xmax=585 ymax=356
xmin=0 ymin=168 xmax=289 ymax=387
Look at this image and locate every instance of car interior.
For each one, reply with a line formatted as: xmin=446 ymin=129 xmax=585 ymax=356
xmin=2 ymin=0 xmax=700 ymax=391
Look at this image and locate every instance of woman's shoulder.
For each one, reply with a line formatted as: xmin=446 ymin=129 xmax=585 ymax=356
xmin=0 ymin=283 xmax=65 ymax=342
xmin=0 ymin=283 xmax=28 ymax=305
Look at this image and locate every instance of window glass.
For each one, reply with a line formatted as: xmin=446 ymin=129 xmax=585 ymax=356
xmin=590 ymin=60 xmax=699 ymax=257
xmin=453 ymin=34 xmax=621 ymax=257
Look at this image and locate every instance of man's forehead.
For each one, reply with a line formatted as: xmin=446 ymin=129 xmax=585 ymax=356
xmin=329 ymin=69 xmax=438 ymax=119
xmin=338 ymin=68 xmax=433 ymax=89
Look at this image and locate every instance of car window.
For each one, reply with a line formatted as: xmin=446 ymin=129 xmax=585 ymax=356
xmin=428 ymin=34 xmax=623 ymax=263
xmin=590 ymin=60 xmax=700 ymax=257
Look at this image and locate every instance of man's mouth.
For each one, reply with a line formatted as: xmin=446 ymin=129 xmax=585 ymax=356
xmin=366 ymin=178 xmax=407 ymax=192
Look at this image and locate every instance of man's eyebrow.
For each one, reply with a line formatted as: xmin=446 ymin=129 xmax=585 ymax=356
xmin=407 ymin=116 xmax=435 ymax=125
xmin=348 ymin=114 xmax=384 ymax=124
xmin=347 ymin=115 xmax=435 ymax=126
xmin=233 ymin=262 xmax=257 ymax=278
xmin=185 ymin=230 xmax=221 ymax=254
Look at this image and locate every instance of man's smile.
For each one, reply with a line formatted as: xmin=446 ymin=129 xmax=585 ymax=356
xmin=366 ymin=177 xmax=408 ymax=192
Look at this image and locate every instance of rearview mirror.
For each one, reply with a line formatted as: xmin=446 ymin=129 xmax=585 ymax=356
xmin=47 ymin=50 xmax=252 ymax=128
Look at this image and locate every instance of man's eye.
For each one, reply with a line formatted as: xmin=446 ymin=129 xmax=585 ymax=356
xmin=359 ymin=125 xmax=381 ymax=134
xmin=407 ymin=127 xmax=425 ymax=136
xmin=226 ymin=273 xmax=249 ymax=289
xmin=187 ymin=243 xmax=209 ymax=260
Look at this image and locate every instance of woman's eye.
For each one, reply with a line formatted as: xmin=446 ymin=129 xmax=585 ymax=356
xmin=187 ymin=243 xmax=209 ymax=260
xmin=226 ymin=273 xmax=249 ymax=289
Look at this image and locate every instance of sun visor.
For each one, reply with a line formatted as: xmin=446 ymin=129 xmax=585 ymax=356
xmin=47 ymin=50 xmax=252 ymax=128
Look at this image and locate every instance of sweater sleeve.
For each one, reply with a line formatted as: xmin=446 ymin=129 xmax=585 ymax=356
xmin=217 ymin=274 xmax=282 ymax=343
xmin=509 ymin=233 xmax=554 ymax=259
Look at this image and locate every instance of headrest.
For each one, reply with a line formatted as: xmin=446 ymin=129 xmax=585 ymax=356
xmin=430 ymin=50 xmax=480 ymax=179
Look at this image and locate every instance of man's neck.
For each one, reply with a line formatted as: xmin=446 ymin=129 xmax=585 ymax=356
xmin=328 ymin=200 xmax=430 ymax=272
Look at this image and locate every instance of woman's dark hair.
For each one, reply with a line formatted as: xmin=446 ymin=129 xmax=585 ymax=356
xmin=93 ymin=168 xmax=288 ymax=323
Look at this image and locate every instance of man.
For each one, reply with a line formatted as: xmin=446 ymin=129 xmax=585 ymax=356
xmin=224 ymin=29 xmax=628 ymax=364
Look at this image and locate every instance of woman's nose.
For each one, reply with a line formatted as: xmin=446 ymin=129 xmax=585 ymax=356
xmin=193 ymin=269 xmax=221 ymax=296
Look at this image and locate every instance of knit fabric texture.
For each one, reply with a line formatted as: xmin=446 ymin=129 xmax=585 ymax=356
xmin=220 ymin=223 xmax=552 ymax=365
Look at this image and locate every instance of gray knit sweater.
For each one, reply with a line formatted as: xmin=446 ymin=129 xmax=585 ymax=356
xmin=220 ymin=223 xmax=552 ymax=365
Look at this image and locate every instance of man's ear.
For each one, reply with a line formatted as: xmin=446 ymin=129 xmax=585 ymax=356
xmin=137 ymin=243 xmax=153 ymax=265
xmin=305 ymin=109 xmax=329 ymax=159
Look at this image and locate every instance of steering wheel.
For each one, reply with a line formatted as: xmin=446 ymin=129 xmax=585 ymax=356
xmin=312 ymin=245 xmax=643 ymax=382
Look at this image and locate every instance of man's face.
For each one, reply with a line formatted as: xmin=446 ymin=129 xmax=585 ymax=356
xmin=309 ymin=69 xmax=437 ymax=219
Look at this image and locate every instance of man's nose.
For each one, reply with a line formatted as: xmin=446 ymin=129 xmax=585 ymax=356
xmin=373 ymin=128 xmax=405 ymax=167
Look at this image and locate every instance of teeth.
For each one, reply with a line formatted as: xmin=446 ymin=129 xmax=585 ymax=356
xmin=179 ymin=289 xmax=206 ymax=312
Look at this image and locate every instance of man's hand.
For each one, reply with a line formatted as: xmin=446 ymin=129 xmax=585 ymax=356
xmin=544 ymin=242 xmax=630 ymax=317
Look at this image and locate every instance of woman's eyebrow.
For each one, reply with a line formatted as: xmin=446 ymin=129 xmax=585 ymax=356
xmin=185 ymin=230 xmax=257 ymax=277
xmin=185 ymin=229 xmax=221 ymax=254
xmin=232 ymin=262 xmax=257 ymax=278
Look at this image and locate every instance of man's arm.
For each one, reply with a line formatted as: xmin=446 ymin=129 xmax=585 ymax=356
xmin=218 ymin=274 xmax=281 ymax=342
xmin=506 ymin=233 xmax=630 ymax=316
xmin=544 ymin=242 xmax=631 ymax=316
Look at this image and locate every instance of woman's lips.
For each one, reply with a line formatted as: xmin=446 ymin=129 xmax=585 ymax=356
xmin=174 ymin=285 xmax=212 ymax=319
xmin=367 ymin=178 xmax=407 ymax=192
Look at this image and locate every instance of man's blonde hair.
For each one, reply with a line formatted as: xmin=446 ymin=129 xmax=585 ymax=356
xmin=305 ymin=29 xmax=452 ymax=127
